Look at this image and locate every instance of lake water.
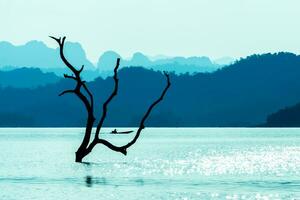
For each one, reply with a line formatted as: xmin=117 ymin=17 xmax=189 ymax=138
xmin=0 ymin=128 xmax=299 ymax=200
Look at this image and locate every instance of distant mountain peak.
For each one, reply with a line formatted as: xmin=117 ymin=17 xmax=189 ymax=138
xmin=25 ymin=40 xmax=48 ymax=47
xmin=0 ymin=41 xmax=13 ymax=47
xmin=0 ymin=40 xmax=94 ymax=70
xmin=1 ymin=39 xmax=223 ymax=75
xmin=97 ymin=51 xmax=121 ymax=70
xmin=130 ymin=52 xmax=151 ymax=66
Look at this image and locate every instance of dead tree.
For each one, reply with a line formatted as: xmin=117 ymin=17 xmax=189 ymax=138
xmin=50 ymin=36 xmax=171 ymax=162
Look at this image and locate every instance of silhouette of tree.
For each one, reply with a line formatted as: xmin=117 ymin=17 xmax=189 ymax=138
xmin=50 ymin=36 xmax=171 ymax=162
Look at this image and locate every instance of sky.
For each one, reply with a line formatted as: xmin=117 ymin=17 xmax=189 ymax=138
xmin=0 ymin=0 xmax=299 ymax=62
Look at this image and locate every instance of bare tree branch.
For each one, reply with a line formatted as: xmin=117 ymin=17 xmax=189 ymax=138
xmin=63 ymin=74 xmax=77 ymax=81
xmin=86 ymin=138 xmax=127 ymax=156
xmin=94 ymin=58 xmax=120 ymax=139
xmin=50 ymin=36 xmax=94 ymax=111
xmin=122 ymin=72 xmax=171 ymax=149
xmin=51 ymin=36 xmax=171 ymax=162
xmin=79 ymin=65 xmax=84 ymax=73
xmin=59 ymin=89 xmax=75 ymax=96
xmin=50 ymin=36 xmax=96 ymax=162
xmin=49 ymin=36 xmax=79 ymax=74
xmin=91 ymin=72 xmax=171 ymax=155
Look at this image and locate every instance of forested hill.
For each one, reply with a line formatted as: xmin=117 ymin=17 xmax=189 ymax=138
xmin=0 ymin=67 xmax=59 ymax=88
xmin=0 ymin=52 xmax=300 ymax=127
xmin=264 ymin=103 xmax=300 ymax=127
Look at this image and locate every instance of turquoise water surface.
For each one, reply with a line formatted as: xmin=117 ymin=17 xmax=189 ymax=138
xmin=0 ymin=128 xmax=299 ymax=199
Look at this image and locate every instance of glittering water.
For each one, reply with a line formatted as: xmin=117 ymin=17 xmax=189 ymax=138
xmin=0 ymin=128 xmax=300 ymax=199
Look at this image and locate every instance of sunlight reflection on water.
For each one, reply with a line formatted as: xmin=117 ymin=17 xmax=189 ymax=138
xmin=0 ymin=128 xmax=300 ymax=199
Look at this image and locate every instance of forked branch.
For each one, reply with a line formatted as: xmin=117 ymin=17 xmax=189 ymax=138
xmin=50 ymin=36 xmax=95 ymax=161
xmin=50 ymin=36 xmax=94 ymax=112
xmin=89 ymin=71 xmax=171 ymax=155
xmin=51 ymin=36 xmax=171 ymax=162
xmin=95 ymin=58 xmax=120 ymax=139
xmin=122 ymin=72 xmax=171 ymax=150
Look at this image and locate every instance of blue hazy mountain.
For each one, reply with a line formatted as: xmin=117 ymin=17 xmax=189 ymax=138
xmin=0 ymin=52 xmax=300 ymax=127
xmin=0 ymin=40 xmax=223 ymax=79
xmin=0 ymin=40 xmax=95 ymax=71
xmin=97 ymin=51 xmax=121 ymax=70
xmin=0 ymin=40 xmax=99 ymax=81
xmin=97 ymin=51 xmax=221 ymax=75
xmin=0 ymin=68 xmax=60 ymax=88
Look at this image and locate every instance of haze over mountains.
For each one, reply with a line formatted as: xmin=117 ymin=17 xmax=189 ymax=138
xmin=0 ymin=40 xmax=232 ymax=80
xmin=0 ymin=41 xmax=95 ymax=69
xmin=0 ymin=51 xmax=300 ymax=127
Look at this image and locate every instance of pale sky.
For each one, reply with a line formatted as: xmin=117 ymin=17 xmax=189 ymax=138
xmin=0 ymin=0 xmax=299 ymax=62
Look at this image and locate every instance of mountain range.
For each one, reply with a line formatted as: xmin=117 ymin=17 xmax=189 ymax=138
xmin=0 ymin=40 xmax=233 ymax=80
xmin=0 ymin=67 xmax=59 ymax=88
xmin=0 ymin=52 xmax=299 ymax=127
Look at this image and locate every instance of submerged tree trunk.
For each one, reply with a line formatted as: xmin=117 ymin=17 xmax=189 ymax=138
xmin=51 ymin=36 xmax=171 ymax=162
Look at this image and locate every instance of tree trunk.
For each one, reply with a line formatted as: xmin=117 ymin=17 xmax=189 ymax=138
xmin=51 ymin=36 xmax=171 ymax=163
xmin=75 ymin=151 xmax=84 ymax=162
